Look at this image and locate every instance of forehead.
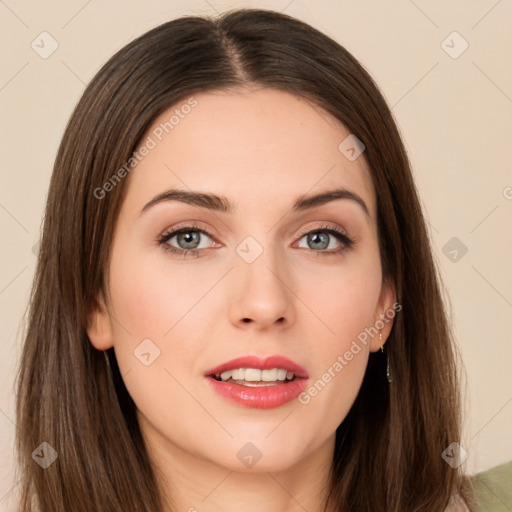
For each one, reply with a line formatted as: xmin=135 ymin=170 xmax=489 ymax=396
xmin=123 ymin=88 xmax=376 ymax=219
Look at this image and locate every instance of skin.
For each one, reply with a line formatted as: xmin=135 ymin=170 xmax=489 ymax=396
xmin=87 ymin=87 xmax=396 ymax=512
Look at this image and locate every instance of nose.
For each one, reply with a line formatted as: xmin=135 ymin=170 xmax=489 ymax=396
xmin=228 ymin=251 xmax=296 ymax=331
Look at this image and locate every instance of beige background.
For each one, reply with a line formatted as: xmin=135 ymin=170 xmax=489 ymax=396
xmin=1 ymin=0 xmax=511 ymax=506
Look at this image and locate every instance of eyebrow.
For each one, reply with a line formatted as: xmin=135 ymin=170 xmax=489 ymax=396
xmin=140 ymin=187 xmax=370 ymax=218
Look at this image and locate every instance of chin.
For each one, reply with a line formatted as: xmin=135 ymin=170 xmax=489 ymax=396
xmin=198 ymin=430 xmax=322 ymax=473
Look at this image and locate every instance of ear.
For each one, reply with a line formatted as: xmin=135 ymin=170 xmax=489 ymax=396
xmin=369 ymin=278 xmax=398 ymax=352
xmin=86 ymin=294 xmax=114 ymax=351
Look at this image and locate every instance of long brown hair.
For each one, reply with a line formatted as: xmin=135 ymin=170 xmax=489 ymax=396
xmin=16 ymin=8 xmax=472 ymax=511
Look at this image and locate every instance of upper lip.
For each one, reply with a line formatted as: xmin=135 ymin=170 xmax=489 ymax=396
xmin=205 ymin=355 xmax=309 ymax=379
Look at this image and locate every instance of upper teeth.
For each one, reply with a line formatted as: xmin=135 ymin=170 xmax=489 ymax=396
xmin=219 ymin=368 xmax=295 ymax=382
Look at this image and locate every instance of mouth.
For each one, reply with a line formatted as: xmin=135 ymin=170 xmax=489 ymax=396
xmin=205 ymin=355 xmax=309 ymax=409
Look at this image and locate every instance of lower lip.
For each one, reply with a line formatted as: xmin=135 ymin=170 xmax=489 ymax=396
xmin=206 ymin=377 xmax=308 ymax=409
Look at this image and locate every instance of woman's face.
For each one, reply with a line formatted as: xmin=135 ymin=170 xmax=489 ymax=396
xmin=88 ymin=88 xmax=395 ymax=473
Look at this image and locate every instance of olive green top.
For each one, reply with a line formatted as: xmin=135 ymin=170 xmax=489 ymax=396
xmin=471 ymin=460 xmax=512 ymax=512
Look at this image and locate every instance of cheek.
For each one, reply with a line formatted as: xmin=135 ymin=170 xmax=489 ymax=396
xmin=297 ymin=252 xmax=382 ymax=351
xmin=105 ymin=243 xmax=206 ymax=388
xmin=295 ymin=288 xmax=374 ymax=441
xmin=106 ymin=241 xmax=229 ymax=404
xmin=108 ymin=241 xmax=216 ymax=340
xmin=311 ymin=281 xmax=379 ymax=343
xmin=309 ymin=286 xmax=372 ymax=388
xmin=106 ymin=246 xmax=213 ymax=448
xmin=293 ymin=255 xmax=381 ymax=426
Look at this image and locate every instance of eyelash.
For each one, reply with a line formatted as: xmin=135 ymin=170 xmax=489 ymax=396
xmin=157 ymin=223 xmax=355 ymax=258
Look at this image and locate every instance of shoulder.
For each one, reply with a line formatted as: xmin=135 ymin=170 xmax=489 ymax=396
xmin=444 ymin=493 xmax=470 ymax=512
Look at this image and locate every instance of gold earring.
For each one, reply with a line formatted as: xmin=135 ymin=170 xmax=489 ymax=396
xmin=379 ymin=331 xmax=392 ymax=383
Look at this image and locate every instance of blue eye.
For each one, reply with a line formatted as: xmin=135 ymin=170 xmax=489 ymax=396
xmin=296 ymin=226 xmax=354 ymax=254
xmin=158 ymin=225 xmax=215 ymax=257
xmin=158 ymin=223 xmax=355 ymax=258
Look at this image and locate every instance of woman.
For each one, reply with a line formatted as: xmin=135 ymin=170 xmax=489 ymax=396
xmin=15 ymin=8 xmax=474 ymax=511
